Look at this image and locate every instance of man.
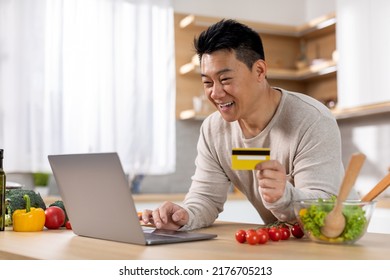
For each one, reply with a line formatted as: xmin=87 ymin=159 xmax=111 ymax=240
xmin=142 ymin=19 xmax=345 ymax=230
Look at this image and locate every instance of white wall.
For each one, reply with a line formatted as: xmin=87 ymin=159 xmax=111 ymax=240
xmin=173 ymin=0 xmax=335 ymax=25
xmin=336 ymin=0 xmax=390 ymax=197
xmin=337 ymin=0 xmax=390 ymax=108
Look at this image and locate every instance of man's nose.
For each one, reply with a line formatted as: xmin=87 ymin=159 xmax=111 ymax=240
xmin=210 ymin=83 xmax=225 ymax=99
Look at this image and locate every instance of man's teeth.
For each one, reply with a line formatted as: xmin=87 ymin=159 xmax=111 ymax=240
xmin=219 ymin=101 xmax=234 ymax=108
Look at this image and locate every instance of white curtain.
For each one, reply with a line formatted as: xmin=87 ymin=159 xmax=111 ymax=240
xmin=0 ymin=0 xmax=176 ymax=175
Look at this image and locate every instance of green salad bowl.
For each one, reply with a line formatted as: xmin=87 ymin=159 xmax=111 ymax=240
xmin=293 ymin=199 xmax=376 ymax=244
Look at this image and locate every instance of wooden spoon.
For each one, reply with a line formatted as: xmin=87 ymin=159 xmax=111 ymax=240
xmin=361 ymin=173 xmax=390 ymax=202
xmin=320 ymin=153 xmax=366 ymax=238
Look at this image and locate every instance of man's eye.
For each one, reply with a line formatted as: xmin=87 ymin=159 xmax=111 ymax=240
xmin=203 ymin=81 xmax=213 ymax=87
xmin=221 ymin=78 xmax=231 ymax=84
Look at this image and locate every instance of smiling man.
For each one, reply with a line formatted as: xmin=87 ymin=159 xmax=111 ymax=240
xmin=142 ymin=19 xmax=348 ymax=230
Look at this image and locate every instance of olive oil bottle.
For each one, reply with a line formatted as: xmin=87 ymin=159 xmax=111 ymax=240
xmin=0 ymin=149 xmax=5 ymax=231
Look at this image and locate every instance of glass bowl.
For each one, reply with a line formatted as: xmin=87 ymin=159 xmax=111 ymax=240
xmin=293 ymin=199 xmax=376 ymax=244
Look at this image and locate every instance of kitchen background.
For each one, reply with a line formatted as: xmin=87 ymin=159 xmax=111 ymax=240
xmin=142 ymin=0 xmax=390 ymax=198
xmin=139 ymin=0 xmax=390 ymax=234
xmin=1 ymin=0 xmax=389 ymax=231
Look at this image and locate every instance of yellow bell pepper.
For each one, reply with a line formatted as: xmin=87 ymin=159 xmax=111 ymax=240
xmin=13 ymin=194 xmax=45 ymax=232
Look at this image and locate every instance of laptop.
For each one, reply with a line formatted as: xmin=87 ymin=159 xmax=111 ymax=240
xmin=48 ymin=152 xmax=217 ymax=245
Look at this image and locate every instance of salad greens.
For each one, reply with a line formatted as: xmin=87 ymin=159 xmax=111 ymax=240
xmin=298 ymin=197 xmax=367 ymax=242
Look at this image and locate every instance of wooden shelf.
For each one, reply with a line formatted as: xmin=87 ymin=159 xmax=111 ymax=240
xmin=297 ymin=13 xmax=336 ymax=38
xmin=179 ymin=12 xmax=336 ymax=37
xmin=268 ymin=60 xmax=336 ymax=81
xmin=332 ymin=101 xmax=390 ymax=120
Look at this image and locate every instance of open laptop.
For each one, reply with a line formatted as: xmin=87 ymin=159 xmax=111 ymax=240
xmin=48 ymin=152 xmax=217 ymax=245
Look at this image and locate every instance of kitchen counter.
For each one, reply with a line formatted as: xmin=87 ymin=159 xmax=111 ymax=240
xmin=1 ymin=221 xmax=390 ymax=260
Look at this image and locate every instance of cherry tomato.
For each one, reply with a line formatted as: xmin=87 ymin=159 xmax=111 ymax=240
xmin=256 ymin=228 xmax=268 ymax=236
xmin=245 ymin=229 xmax=256 ymax=239
xmin=256 ymin=228 xmax=269 ymax=244
xmin=246 ymin=230 xmax=260 ymax=245
xmin=280 ymin=227 xmax=291 ymax=240
xmin=44 ymin=206 xmax=66 ymax=229
xmin=262 ymin=227 xmax=269 ymax=233
xmin=291 ymin=223 xmax=305 ymax=239
xmin=235 ymin=229 xmax=246 ymax=243
xmin=268 ymin=227 xmax=281 ymax=241
xmin=65 ymin=220 xmax=72 ymax=230
xmin=278 ymin=223 xmax=289 ymax=229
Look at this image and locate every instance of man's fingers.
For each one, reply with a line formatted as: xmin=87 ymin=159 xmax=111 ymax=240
xmin=141 ymin=209 xmax=154 ymax=224
xmin=151 ymin=208 xmax=164 ymax=228
xmin=172 ymin=209 xmax=189 ymax=225
xmin=256 ymin=160 xmax=284 ymax=172
xmin=140 ymin=202 xmax=189 ymax=230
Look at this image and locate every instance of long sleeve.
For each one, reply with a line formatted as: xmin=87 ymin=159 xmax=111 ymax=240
xmin=181 ymin=121 xmax=232 ymax=230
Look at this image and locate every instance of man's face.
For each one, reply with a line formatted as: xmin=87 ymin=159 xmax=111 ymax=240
xmin=200 ymin=49 xmax=262 ymax=122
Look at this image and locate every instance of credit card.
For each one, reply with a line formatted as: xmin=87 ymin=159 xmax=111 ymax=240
xmin=231 ymin=148 xmax=270 ymax=170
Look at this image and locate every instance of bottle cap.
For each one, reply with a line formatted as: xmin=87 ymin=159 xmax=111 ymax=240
xmin=0 ymin=149 xmax=3 ymax=159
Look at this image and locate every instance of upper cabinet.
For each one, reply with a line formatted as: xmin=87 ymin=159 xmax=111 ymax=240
xmin=174 ymin=12 xmax=338 ymax=120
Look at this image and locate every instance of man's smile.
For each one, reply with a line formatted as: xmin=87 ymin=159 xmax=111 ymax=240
xmin=218 ymin=101 xmax=235 ymax=109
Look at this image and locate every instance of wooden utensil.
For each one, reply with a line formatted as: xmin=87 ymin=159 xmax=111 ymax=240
xmin=320 ymin=153 xmax=366 ymax=238
xmin=361 ymin=173 xmax=390 ymax=202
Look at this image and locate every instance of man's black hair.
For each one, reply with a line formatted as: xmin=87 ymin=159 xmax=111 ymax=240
xmin=194 ymin=19 xmax=265 ymax=70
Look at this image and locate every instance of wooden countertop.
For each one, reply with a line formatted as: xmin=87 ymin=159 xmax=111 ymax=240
xmin=1 ymin=221 xmax=390 ymax=260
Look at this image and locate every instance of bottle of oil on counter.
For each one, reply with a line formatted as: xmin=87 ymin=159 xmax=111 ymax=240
xmin=0 ymin=149 xmax=6 ymax=231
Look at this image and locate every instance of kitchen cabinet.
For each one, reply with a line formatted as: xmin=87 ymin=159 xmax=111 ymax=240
xmin=174 ymin=12 xmax=337 ymax=120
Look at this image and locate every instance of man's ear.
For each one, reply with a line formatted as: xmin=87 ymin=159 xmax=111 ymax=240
xmin=254 ymin=59 xmax=267 ymax=81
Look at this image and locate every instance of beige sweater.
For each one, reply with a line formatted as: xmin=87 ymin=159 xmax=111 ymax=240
xmin=182 ymin=89 xmax=350 ymax=230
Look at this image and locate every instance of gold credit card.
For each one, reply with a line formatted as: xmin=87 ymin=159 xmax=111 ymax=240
xmin=232 ymin=148 xmax=270 ymax=170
